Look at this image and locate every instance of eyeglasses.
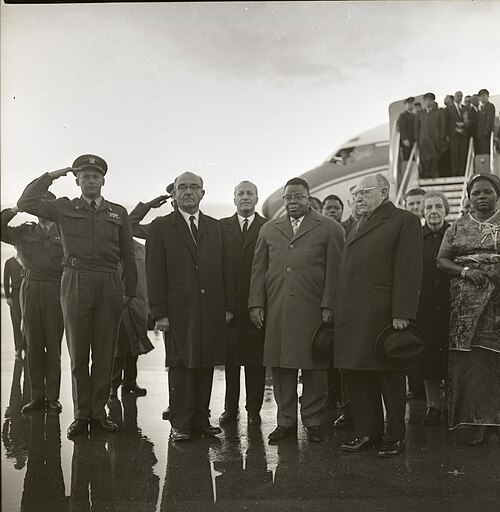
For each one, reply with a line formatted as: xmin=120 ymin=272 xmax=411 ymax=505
xmin=282 ymin=194 xmax=308 ymax=202
xmin=352 ymin=187 xmax=383 ymax=199
xmin=176 ymin=184 xmax=201 ymax=192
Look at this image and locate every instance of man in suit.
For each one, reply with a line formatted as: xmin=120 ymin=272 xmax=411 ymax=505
xmin=445 ymin=91 xmax=467 ymax=176
xmin=397 ymin=97 xmax=416 ymax=162
xmin=1 ymin=198 xmax=65 ymax=414
xmin=415 ymin=92 xmax=447 ymax=178
xmin=3 ymin=255 xmax=26 ymax=359
xmin=146 ymin=171 xmax=235 ymax=442
xmin=334 ymin=173 xmax=423 ymax=458
xmin=321 ymin=195 xmax=344 ymax=224
xmin=476 ymin=88 xmax=496 ymax=154
xmin=249 ymin=178 xmax=344 ymax=443
xmin=219 ymin=181 xmax=267 ymax=426
xmin=404 ymin=188 xmax=426 ymax=220
xmin=341 ymin=187 xmax=361 ymax=238
xmin=17 ymin=155 xmax=137 ymax=437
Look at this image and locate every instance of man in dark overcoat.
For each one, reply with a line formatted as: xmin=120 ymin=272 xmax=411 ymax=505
xmin=334 ymin=173 xmax=423 ymax=458
xmin=476 ymin=88 xmax=496 ymax=154
xmin=219 ymin=181 xmax=268 ymax=426
xmin=397 ymin=97 xmax=416 ymax=162
xmin=415 ymin=92 xmax=447 ymax=178
xmin=445 ymin=91 xmax=467 ymax=176
xmin=249 ymin=177 xmax=344 ymax=443
xmin=146 ymin=171 xmax=235 ymax=442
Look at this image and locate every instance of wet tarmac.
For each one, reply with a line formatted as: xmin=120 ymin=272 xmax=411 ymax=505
xmin=1 ymin=298 xmax=499 ymax=512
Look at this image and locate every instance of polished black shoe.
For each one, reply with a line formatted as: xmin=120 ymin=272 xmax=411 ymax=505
xmin=334 ymin=413 xmax=352 ymax=429
xmin=67 ymin=419 xmax=89 ymax=438
xmin=46 ymin=400 xmax=63 ymax=413
xmin=341 ymin=436 xmax=383 ymax=452
xmin=305 ymin=425 xmax=324 ymax=442
xmin=248 ymin=412 xmax=262 ymax=425
xmin=21 ymin=399 xmax=46 ymax=414
xmin=219 ymin=411 xmax=238 ymax=425
xmin=122 ymin=385 xmax=147 ymax=396
xmin=378 ymin=439 xmax=405 ymax=458
xmin=162 ymin=407 xmax=171 ymax=421
xmin=193 ymin=425 xmax=222 ymax=438
xmin=90 ymin=418 xmax=119 ymax=432
xmin=170 ymin=428 xmax=191 ymax=442
xmin=422 ymin=407 xmax=441 ymax=425
xmin=268 ymin=425 xmax=296 ymax=442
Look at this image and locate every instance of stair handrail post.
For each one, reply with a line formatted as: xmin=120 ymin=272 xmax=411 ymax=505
xmin=490 ymin=131 xmax=495 ymax=174
xmin=460 ymin=136 xmax=475 ymax=211
xmin=389 ymin=120 xmax=401 ymax=186
xmin=395 ymin=142 xmax=417 ymax=207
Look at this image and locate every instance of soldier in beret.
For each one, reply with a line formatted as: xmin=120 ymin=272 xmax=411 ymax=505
xmin=17 ymin=155 xmax=137 ymax=438
xmin=1 ymin=192 xmax=64 ymax=414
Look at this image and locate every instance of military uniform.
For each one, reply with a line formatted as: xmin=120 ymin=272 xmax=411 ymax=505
xmin=17 ymin=159 xmax=137 ymax=422
xmin=2 ymin=256 xmax=26 ymax=353
xmin=1 ymin=208 xmax=64 ymax=404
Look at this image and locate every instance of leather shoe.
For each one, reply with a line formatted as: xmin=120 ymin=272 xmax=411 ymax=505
xmin=342 ymin=436 xmax=382 ymax=452
xmin=219 ymin=411 xmax=238 ymax=425
xmin=305 ymin=425 xmax=324 ymax=442
xmin=122 ymin=385 xmax=147 ymax=396
xmin=170 ymin=428 xmax=191 ymax=442
xmin=334 ymin=413 xmax=352 ymax=429
xmin=67 ymin=419 xmax=89 ymax=438
xmin=162 ymin=407 xmax=171 ymax=421
xmin=248 ymin=413 xmax=261 ymax=425
xmin=193 ymin=425 xmax=222 ymax=438
xmin=21 ymin=399 xmax=46 ymax=414
xmin=90 ymin=418 xmax=119 ymax=432
xmin=421 ymin=407 xmax=441 ymax=425
xmin=378 ymin=439 xmax=405 ymax=458
xmin=268 ymin=425 xmax=296 ymax=442
xmin=46 ymin=400 xmax=62 ymax=413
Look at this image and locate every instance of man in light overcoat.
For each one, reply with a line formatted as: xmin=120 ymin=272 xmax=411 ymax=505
xmin=249 ymin=177 xmax=344 ymax=442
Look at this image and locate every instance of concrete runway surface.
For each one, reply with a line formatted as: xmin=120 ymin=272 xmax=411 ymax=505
xmin=1 ymin=298 xmax=499 ymax=512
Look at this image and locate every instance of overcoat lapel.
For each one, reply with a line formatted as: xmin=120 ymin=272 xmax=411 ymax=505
xmin=348 ymin=201 xmax=395 ymax=246
xmin=173 ymin=210 xmax=198 ymax=263
xmin=242 ymin=214 xmax=261 ymax=250
xmin=291 ymin=209 xmax=322 ymax=242
xmin=226 ymin=214 xmax=244 ymax=245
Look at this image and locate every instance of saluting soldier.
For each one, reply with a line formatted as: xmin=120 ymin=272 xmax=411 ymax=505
xmin=17 ymin=155 xmax=137 ymax=438
xmin=1 ymin=195 xmax=64 ymax=414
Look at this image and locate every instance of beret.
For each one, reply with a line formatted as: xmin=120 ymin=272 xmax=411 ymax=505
xmin=72 ymin=154 xmax=107 ymax=176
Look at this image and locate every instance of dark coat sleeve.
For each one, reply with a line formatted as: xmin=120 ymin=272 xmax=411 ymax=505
xmin=145 ymin=217 xmax=168 ymax=320
xmin=247 ymin=225 xmax=269 ymax=310
xmin=129 ymin=202 xmax=153 ymax=240
xmin=4 ymin=260 xmax=12 ymax=299
xmin=391 ymin=213 xmax=423 ymax=319
xmin=17 ymin=173 xmax=63 ymax=222
xmin=1 ymin=209 xmax=19 ymax=246
xmin=119 ymin=208 xmax=138 ymax=297
xmin=322 ymin=221 xmax=345 ymax=310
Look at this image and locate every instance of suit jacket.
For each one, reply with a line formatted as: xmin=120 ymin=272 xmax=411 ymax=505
xmin=397 ymin=111 xmax=416 ymax=146
xmin=477 ymin=102 xmax=496 ymax=137
xmin=146 ymin=210 xmax=235 ymax=368
xmin=445 ymin=104 xmax=466 ymax=139
xmin=221 ymin=213 xmax=268 ymax=366
xmin=334 ymin=201 xmax=423 ymax=371
xmin=248 ymin=208 xmax=344 ymax=369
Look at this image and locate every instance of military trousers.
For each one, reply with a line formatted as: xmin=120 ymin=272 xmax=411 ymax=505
xmin=61 ymin=269 xmax=123 ymax=420
xmin=20 ymin=279 xmax=64 ymax=401
xmin=271 ymin=367 xmax=328 ymax=427
xmin=9 ymin=288 xmax=26 ymax=351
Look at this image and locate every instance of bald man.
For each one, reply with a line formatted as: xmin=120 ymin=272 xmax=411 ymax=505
xmin=146 ymin=171 xmax=235 ymax=442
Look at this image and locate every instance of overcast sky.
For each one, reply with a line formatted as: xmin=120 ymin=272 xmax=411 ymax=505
xmin=1 ymin=1 xmax=500 ymax=219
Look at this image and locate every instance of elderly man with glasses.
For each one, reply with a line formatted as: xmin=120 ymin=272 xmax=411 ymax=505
xmin=334 ymin=173 xmax=423 ymax=458
xmin=249 ymin=177 xmax=344 ymax=443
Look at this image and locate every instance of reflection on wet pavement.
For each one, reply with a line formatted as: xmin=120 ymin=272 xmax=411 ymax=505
xmin=1 ymin=304 xmax=499 ymax=511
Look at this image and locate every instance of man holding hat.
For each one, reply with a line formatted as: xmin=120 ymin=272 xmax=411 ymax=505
xmin=17 ymin=155 xmax=137 ymax=438
xmin=334 ymin=173 xmax=423 ymax=457
xmin=1 ymin=194 xmax=65 ymax=414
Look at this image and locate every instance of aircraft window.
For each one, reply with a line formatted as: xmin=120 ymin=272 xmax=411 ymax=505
xmin=329 ymin=145 xmax=374 ymax=165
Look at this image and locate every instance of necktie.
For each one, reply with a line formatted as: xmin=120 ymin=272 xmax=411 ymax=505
xmin=291 ymin=218 xmax=299 ymax=235
xmin=189 ymin=215 xmax=198 ymax=242
xmin=242 ymin=218 xmax=249 ymax=236
xmin=90 ymin=200 xmax=97 ymax=210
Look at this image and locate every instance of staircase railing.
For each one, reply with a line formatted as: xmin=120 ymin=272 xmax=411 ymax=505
xmin=395 ymin=143 xmax=419 ymax=207
xmin=490 ymin=131 xmax=495 ymax=173
xmin=459 ymin=137 xmax=476 ymax=210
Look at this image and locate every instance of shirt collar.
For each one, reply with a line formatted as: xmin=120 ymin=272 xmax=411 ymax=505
xmin=178 ymin=208 xmax=199 ymax=225
xmin=237 ymin=213 xmax=255 ymax=229
xmin=81 ymin=195 xmax=103 ymax=207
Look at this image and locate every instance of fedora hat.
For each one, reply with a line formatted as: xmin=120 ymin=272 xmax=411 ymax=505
xmin=374 ymin=323 xmax=426 ymax=371
xmin=311 ymin=323 xmax=333 ymax=362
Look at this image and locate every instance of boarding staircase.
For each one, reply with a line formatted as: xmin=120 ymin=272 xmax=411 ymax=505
xmin=391 ymin=129 xmax=499 ymax=221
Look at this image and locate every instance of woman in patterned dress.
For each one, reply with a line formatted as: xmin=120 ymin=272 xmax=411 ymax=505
xmin=437 ymin=173 xmax=500 ymax=444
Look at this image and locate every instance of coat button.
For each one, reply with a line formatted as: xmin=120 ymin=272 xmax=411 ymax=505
xmin=201 ymin=289 xmax=206 ymax=294
xmin=434 ymin=279 xmax=440 ymax=286
xmin=195 ymin=265 xmax=199 ymax=270
xmin=432 ymin=254 xmax=437 ymax=260
xmin=432 ymin=233 xmax=438 ymax=239
xmin=289 ymin=244 xmax=294 ymax=248
xmin=286 ymin=267 xmax=292 ymax=272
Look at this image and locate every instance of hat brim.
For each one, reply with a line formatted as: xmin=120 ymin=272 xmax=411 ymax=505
xmin=311 ymin=323 xmax=334 ymax=362
xmin=374 ymin=322 xmax=426 ymax=371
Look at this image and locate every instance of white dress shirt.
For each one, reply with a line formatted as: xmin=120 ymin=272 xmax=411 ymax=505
xmin=237 ymin=213 xmax=255 ymax=232
xmin=178 ymin=209 xmax=199 ymax=238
